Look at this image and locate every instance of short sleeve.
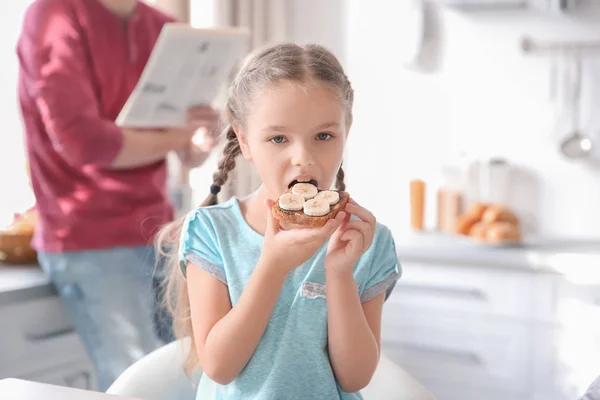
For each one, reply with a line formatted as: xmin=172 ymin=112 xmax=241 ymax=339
xmin=359 ymin=226 xmax=401 ymax=303
xmin=178 ymin=209 xmax=226 ymax=285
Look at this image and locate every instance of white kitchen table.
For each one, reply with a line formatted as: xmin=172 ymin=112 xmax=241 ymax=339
xmin=0 ymin=379 xmax=140 ymax=400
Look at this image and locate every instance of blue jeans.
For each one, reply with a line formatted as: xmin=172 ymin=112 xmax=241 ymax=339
xmin=38 ymin=246 xmax=170 ymax=391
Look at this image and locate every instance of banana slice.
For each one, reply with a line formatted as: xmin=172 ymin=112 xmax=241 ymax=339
xmin=303 ymin=198 xmax=330 ymax=216
xmin=314 ymin=190 xmax=340 ymax=205
xmin=278 ymin=193 xmax=305 ymax=211
xmin=292 ymin=183 xmax=318 ymax=200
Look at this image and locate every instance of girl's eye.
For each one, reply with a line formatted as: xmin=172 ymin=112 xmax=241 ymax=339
xmin=316 ymin=132 xmax=333 ymax=141
xmin=269 ymin=136 xmax=287 ymax=144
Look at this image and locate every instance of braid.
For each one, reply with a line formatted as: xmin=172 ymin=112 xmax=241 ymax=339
xmin=200 ymin=125 xmax=241 ymax=206
xmin=336 ymin=164 xmax=345 ymax=191
xmin=213 ymin=127 xmax=240 ymax=187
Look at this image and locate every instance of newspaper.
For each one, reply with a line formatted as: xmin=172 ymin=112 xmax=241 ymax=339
xmin=116 ymin=23 xmax=249 ymax=128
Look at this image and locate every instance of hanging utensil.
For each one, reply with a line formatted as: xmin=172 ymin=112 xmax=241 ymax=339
xmin=560 ymin=53 xmax=594 ymax=159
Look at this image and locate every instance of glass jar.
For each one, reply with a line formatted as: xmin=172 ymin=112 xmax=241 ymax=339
xmin=477 ymin=157 xmax=512 ymax=205
xmin=436 ymin=153 xmax=473 ymax=233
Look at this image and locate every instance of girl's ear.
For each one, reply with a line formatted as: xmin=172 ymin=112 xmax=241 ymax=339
xmin=234 ymin=123 xmax=252 ymax=161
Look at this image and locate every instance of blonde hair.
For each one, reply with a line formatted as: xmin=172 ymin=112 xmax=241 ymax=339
xmin=154 ymin=43 xmax=354 ymax=375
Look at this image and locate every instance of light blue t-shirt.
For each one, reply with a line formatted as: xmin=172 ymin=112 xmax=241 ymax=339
xmin=179 ymin=197 xmax=401 ymax=400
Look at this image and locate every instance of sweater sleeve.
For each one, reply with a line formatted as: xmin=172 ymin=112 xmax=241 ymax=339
xmin=17 ymin=0 xmax=123 ymax=167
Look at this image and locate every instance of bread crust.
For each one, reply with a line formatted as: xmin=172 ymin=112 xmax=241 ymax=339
xmin=272 ymin=190 xmax=350 ymax=227
xmin=481 ymin=204 xmax=520 ymax=226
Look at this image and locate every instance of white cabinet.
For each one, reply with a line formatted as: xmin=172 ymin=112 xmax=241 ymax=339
xmin=382 ymin=309 xmax=532 ymax=395
xmin=382 ymin=260 xmax=598 ymax=400
xmin=0 ymin=295 xmax=96 ymax=390
xmin=386 ymin=261 xmax=540 ymax=320
xmin=417 ymin=379 xmax=531 ymax=400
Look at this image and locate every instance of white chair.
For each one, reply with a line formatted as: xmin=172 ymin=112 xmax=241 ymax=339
xmin=107 ymin=337 xmax=436 ymax=400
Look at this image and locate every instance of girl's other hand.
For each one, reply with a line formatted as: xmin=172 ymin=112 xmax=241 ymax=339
xmin=325 ymin=199 xmax=376 ymax=272
xmin=260 ymin=199 xmax=344 ymax=273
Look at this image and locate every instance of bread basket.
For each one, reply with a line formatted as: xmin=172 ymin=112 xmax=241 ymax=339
xmin=0 ymin=230 xmax=37 ymax=264
xmin=0 ymin=208 xmax=38 ymax=265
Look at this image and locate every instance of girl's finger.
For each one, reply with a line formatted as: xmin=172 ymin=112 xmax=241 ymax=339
xmin=317 ymin=213 xmax=344 ymax=237
xmin=340 ymin=229 xmax=364 ymax=255
xmin=342 ymin=211 xmax=351 ymax=225
xmin=344 ymin=220 xmax=372 ymax=237
xmin=344 ymin=202 xmax=376 ymax=227
xmin=329 ymin=212 xmax=348 ymax=243
xmin=297 ymin=212 xmax=344 ymax=243
xmin=343 ymin=220 xmax=372 ymax=251
xmin=335 ymin=211 xmax=348 ymax=225
xmin=264 ymin=199 xmax=280 ymax=234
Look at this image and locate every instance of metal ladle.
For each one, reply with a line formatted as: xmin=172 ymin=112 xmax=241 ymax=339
xmin=560 ymin=54 xmax=594 ymax=159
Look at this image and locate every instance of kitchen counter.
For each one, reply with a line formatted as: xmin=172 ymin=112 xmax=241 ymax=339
xmin=0 ymin=263 xmax=55 ymax=306
xmin=0 ymin=266 xmax=94 ymax=390
xmin=394 ymin=232 xmax=600 ymax=279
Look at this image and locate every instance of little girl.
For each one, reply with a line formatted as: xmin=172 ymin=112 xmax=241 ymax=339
xmin=157 ymin=43 xmax=401 ymax=400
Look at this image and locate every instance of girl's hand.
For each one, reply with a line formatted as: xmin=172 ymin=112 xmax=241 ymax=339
xmin=261 ymin=199 xmax=345 ymax=273
xmin=325 ymin=199 xmax=376 ymax=272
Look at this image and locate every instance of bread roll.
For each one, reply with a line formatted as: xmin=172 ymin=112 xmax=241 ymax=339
xmin=468 ymin=222 xmax=488 ymax=241
xmin=482 ymin=204 xmax=519 ymax=226
xmin=486 ymin=221 xmax=521 ymax=244
xmin=456 ymin=214 xmax=479 ymax=236
xmin=464 ymin=202 xmax=488 ymax=220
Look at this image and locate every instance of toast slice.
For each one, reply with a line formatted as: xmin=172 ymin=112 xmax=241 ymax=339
xmin=272 ymin=188 xmax=350 ymax=228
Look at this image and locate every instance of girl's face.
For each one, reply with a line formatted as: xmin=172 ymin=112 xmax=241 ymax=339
xmin=237 ymin=80 xmax=349 ymax=200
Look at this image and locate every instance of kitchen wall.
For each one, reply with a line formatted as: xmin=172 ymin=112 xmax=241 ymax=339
xmin=287 ymin=0 xmax=347 ymax=62
xmin=0 ymin=1 xmax=36 ymax=227
xmin=344 ymin=0 xmax=600 ymax=240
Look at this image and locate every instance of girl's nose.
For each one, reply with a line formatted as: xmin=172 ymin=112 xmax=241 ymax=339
xmin=291 ymin=144 xmax=315 ymax=167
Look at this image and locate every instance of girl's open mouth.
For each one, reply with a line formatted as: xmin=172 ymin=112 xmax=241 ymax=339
xmin=288 ymin=178 xmax=318 ymax=189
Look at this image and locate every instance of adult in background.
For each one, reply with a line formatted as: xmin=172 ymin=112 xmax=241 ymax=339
xmin=16 ymin=0 xmax=218 ymax=391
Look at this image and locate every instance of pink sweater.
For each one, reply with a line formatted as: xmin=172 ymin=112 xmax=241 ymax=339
xmin=17 ymin=0 xmax=176 ymax=252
